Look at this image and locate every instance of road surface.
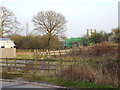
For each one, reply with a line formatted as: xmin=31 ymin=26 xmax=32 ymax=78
xmin=2 ymin=81 xmax=48 ymax=88
xmin=1 ymin=79 xmax=67 ymax=89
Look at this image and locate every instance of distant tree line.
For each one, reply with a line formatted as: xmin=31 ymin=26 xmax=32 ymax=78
xmin=10 ymin=34 xmax=63 ymax=49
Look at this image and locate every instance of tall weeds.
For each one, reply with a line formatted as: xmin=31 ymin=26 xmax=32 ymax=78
xmin=56 ymin=41 xmax=119 ymax=87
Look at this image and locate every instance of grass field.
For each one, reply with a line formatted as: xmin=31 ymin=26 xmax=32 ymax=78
xmin=16 ymin=54 xmax=35 ymax=59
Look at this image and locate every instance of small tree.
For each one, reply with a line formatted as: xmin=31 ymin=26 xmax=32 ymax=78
xmin=32 ymin=10 xmax=67 ymax=48
xmin=81 ymin=35 xmax=90 ymax=46
xmin=0 ymin=6 xmax=21 ymax=38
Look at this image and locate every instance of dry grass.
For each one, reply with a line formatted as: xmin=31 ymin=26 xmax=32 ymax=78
xmin=57 ymin=59 xmax=118 ymax=87
xmin=56 ymin=41 xmax=119 ymax=87
xmin=88 ymin=41 xmax=118 ymax=57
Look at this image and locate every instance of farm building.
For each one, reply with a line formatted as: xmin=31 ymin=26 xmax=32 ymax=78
xmin=65 ymin=37 xmax=83 ymax=47
xmin=0 ymin=38 xmax=16 ymax=58
xmin=0 ymin=38 xmax=15 ymax=48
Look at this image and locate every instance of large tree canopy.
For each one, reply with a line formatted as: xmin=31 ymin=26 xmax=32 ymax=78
xmin=0 ymin=6 xmax=21 ymax=38
xmin=32 ymin=10 xmax=67 ymax=48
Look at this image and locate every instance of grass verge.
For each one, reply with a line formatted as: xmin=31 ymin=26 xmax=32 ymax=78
xmin=23 ymin=73 xmax=115 ymax=88
xmin=2 ymin=71 xmax=116 ymax=88
xmin=2 ymin=71 xmax=24 ymax=79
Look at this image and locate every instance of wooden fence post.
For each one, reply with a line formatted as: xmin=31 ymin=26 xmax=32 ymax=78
xmin=46 ymin=49 xmax=49 ymax=58
xmin=59 ymin=49 xmax=61 ymax=56
xmin=65 ymin=49 xmax=67 ymax=54
xmin=35 ymin=57 xmax=38 ymax=73
xmin=25 ymin=58 xmax=27 ymax=73
xmin=60 ymin=58 xmax=63 ymax=71
xmin=48 ymin=59 xmax=50 ymax=72
xmin=54 ymin=50 xmax=55 ymax=56
xmin=14 ymin=58 xmax=16 ymax=71
xmin=48 ymin=49 xmax=51 ymax=56
xmin=40 ymin=49 xmax=43 ymax=59
xmin=6 ymin=57 xmax=8 ymax=70
xmin=34 ymin=49 xmax=36 ymax=59
xmin=58 ymin=49 xmax=63 ymax=71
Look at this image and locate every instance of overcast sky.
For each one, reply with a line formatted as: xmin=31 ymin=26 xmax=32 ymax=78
xmin=0 ymin=0 xmax=119 ymax=38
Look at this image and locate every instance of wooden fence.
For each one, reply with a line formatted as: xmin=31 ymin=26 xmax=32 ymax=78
xmin=1 ymin=57 xmax=77 ymax=73
xmin=0 ymin=48 xmax=77 ymax=74
xmin=2 ymin=45 xmax=118 ymax=74
xmin=16 ymin=49 xmax=72 ymax=60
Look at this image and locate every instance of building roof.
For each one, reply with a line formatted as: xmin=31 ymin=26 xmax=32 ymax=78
xmin=0 ymin=38 xmax=11 ymax=40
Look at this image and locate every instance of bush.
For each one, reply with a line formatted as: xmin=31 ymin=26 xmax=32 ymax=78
xmin=68 ymin=41 xmax=118 ymax=58
xmin=89 ymin=41 xmax=118 ymax=57
xmin=56 ymin=41 xmax=118 ymax=87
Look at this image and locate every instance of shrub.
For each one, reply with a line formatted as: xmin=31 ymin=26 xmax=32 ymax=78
xmin=68 ymin=41 xmax=118 ymax=58
xmin=89 ymin=41 xmax=118 ymax=57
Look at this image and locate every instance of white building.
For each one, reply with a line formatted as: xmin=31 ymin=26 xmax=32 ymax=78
xmin=0 ymin=38 xmax=15 ymax=48
xmin=87 ymin=29 xmax=96 ymax=37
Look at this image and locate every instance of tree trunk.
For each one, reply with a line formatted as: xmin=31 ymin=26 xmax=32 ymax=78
xmin=1 ymin=21 xmax=4 ymax=38
xmin=48 ymin=37 xmax=51 ymax=49
xmin=48 ymin=33 xmax=52 ymax=49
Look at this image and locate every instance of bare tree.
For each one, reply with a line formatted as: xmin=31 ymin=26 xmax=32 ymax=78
xmin=0 ymin=6 xmax=21 ymax=38
xmin=32 ymin=10 xmax=67 ymax=48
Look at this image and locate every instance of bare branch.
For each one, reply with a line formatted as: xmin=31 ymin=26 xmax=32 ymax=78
xmin=0 ymin=6 xmax=21 ymax=37
xmin=32 ymin=10 xmax=67 ymax=48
